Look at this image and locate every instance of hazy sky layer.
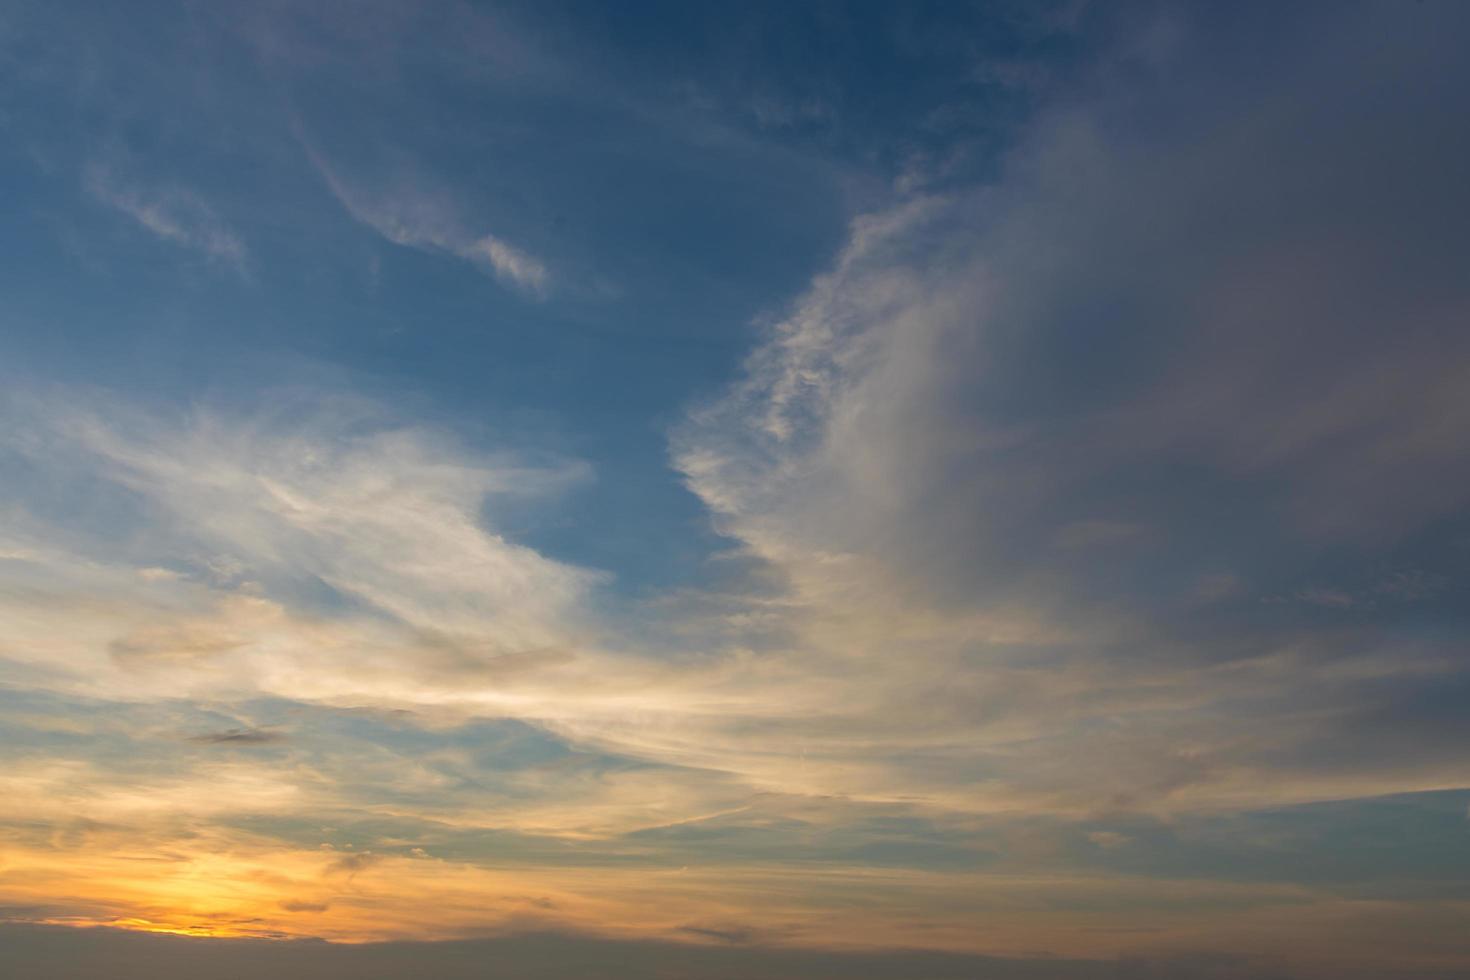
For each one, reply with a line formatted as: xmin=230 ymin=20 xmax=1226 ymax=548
xmin=2 ymin=2 xmax=1469 ymax=978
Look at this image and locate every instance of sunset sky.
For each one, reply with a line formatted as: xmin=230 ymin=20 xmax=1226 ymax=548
xmin=2 ymin=2 xmax=1470 ymax=978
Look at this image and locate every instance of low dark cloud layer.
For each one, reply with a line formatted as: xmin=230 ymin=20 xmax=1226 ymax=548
xmin=1 ymin=923 xmax=1430 ymax=980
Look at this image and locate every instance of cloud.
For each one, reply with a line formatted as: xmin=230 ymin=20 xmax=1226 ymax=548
xmin=280 ymin=900 xmax=330 ymax=914
xmin=1293 ymin=589 xmax=1355 ymax=610
xmin=670 ymin=0 xmax=1470 ymax=817
xmin=300 ymin=137 xmax=549 ymax=295
xmin=84 ymin=164 xmax=247 ymax=268
xmin=0 ymin=921 xmax=1337 ymax=980
xmin=3 ymin=5 xmax=1470 ymax=972
xmin=0 ymin=387 xmax=607 ymax=709
xmin=0 ymin=370 xmax=1463 ymax=973
xmin=324 ymin=851 xmax=383 ymax=879
xmin=5 ymin=3 xmax=1467 ymax=836
xmin=187 ymin=728 xmax=285 ymax=745
xmin=462 ymin=234 xmax=550 ymax=294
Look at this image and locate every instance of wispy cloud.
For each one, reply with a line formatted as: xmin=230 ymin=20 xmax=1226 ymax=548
xmin=0 ymin=388 xmax=601 ymax=708
xmin=300 ymin=136 xmax=549 ymax=296
xmin=84 ymin=164 xmax=248 ymax=269
xmin=461 ymin=233 xmax=549 ymax=294
xmin=187 ymin=727 xmax=284 ymax=745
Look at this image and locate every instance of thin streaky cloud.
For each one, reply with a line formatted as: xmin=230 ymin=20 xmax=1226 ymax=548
xmin=84 ymin=164 xmax=248 ymax=268
xmin=296 ymin=128 xmax=549 ymax=296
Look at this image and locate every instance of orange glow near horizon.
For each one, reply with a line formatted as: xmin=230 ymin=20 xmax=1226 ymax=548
xmin=5 ymin=828 xmax=1470 ymax=979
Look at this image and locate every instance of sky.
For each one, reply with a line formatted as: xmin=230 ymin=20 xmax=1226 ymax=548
xmin=1 ymin=2 xmax=1469 ymax=978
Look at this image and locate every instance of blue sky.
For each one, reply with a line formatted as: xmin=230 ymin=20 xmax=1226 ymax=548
xmin=2 ymin=2 xmax=1470 ymax=978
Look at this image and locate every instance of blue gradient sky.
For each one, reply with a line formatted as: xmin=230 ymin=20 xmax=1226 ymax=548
xmin=2 ymin=3 xmax=1469 ymax=978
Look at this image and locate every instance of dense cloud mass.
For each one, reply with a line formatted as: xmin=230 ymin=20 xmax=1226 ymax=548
xmin=5 ymin=923 xmax=1378 ymax=980
xmin=1 ymin=2 xmax=1469 ymax=978
xmin=675 ymin=0 xmax=1470 ymax=813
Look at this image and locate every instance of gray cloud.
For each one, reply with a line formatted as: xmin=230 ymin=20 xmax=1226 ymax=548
xmin=673 ymin=0 xmax=1470 ymax=814
xmin=187 ymin=728 xmax=285 ymax=746
xmin=323 ymin=851 xmax=383 ymax=879
xmin=279 ymin=900 xmax=330 ymax=914
xmin=0 ymin=922 xmax=1380 ymax=980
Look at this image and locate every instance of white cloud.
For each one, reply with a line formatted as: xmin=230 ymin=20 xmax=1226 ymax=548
xmin=464 ymin=233 xmax=549 ymax=294
xmin=0 ymin=390 xmax=600 ymax=705
xmin=302 ymin=139 xmax=549 ymax=296
xmin=84 ymin=164 xmax=248 ymax=268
